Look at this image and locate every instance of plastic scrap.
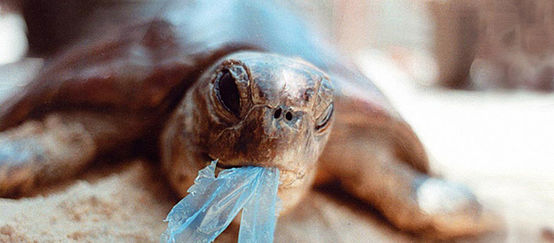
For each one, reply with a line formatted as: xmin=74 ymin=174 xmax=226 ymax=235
xmin=161 ymin=161 xmax=280 ymax=243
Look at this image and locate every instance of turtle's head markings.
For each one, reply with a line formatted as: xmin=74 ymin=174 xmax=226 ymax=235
xmin=161 ymin=51 xmax=334 ymax=213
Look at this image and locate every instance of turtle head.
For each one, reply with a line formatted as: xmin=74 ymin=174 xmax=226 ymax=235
xmin=161 ymin=51 xmax=334 ymax=213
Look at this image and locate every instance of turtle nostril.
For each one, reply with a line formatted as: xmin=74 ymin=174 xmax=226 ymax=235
xmin=285 ymin=111 xmax=293 ymax=121
xmin=274 ymin=108 xmax=282 ymax=119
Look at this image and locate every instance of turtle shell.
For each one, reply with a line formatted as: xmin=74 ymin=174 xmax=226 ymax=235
xmin=0 ymin=0 xmax=427 ymax=172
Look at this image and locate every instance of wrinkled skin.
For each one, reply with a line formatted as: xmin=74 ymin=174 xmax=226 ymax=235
xmin=0 ymin=0 xmax=495 ymax=239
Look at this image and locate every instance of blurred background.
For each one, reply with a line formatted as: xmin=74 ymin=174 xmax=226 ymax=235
xmin=2 ymin=0 xmax=553 ymax=89
xmin=0 ymin=0 xmax=553 ymax=242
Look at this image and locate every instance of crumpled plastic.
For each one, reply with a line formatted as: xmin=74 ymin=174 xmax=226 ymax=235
xmin=161 ymin=161 xmax=280 ymax=243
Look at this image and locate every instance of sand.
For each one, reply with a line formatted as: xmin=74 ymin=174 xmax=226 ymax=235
xmin=0 ymin=161 xmax=172 ymax=242
xmin=0 ymin=159 xmax=419 ymax=242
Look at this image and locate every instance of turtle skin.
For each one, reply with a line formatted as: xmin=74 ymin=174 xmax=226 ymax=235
xmin=0 ymin=0 xmax=492 ymax=238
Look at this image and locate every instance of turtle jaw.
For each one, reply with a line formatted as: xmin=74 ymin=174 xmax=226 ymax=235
xmin=205 ymin=153 xmax=310 ymax=190
xmin=204 ymin=153 xmax=317 ymax=215
xmin=214 ymin=161 xmax=241 ymax=169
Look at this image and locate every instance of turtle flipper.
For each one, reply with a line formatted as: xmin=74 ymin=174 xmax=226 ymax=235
xmin=316 ymin=97 xmax=496 ymax=238
xmin=0 ymin=111 xmax=147 ymax=196
xmin=0 ymin=19 xmax=200 ymax=132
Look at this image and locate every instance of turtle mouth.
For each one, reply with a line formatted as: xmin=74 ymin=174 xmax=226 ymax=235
xmin=204 ymin=153 xmax=245 ymax=169
xmin=204 ymin=153 xmax=305 ymax=189
xmin=215 ymin=162 xmax=241 ymax=169
xmin=205 ymin=153 xmax=282 ymax=172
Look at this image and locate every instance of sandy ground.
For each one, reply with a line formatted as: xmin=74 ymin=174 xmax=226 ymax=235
xmin=0 ymin=159 xmax=420 ymax=243
xmin=0 ymin=54 xmax=553 ymax=242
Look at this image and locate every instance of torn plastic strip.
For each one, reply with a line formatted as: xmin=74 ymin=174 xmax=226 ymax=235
xmin=161 ymin=161 xmax=280 ymax=243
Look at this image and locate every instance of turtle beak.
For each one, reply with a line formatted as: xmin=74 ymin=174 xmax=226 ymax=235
xmin=205 ymin=153 xmax=247 ymax=169
xmin=215 ymin=161 xmax=242 ymax=169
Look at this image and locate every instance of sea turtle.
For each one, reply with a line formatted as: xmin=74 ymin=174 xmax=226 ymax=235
xmin=0 ymin=0 xmax=490 ymax=238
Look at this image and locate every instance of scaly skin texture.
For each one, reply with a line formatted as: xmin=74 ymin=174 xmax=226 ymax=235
xmin=0 ymin=0 xmax=495 ymax=239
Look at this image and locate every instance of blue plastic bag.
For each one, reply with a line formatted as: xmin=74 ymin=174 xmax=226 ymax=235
xmin=161 ymin=161 xmax=280 ymax=243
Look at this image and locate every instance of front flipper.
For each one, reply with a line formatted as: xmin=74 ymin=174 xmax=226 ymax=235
xmin=316 ymin=97 xmax=496 ymax=238
xmin=0 ymin=112 xmax=147 ymax=196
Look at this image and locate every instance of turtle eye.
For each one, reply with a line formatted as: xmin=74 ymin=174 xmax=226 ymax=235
xmin=315 ymin=103 xmax=333 ymax=131
xmin=215 ymin=70 xmax=240 ymax=116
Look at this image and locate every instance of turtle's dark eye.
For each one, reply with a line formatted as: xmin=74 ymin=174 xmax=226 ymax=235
xmin=215 ymin=70 xmax=240 ymax=116
xmin=316 ymin=103 xmax=333 ymax=131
